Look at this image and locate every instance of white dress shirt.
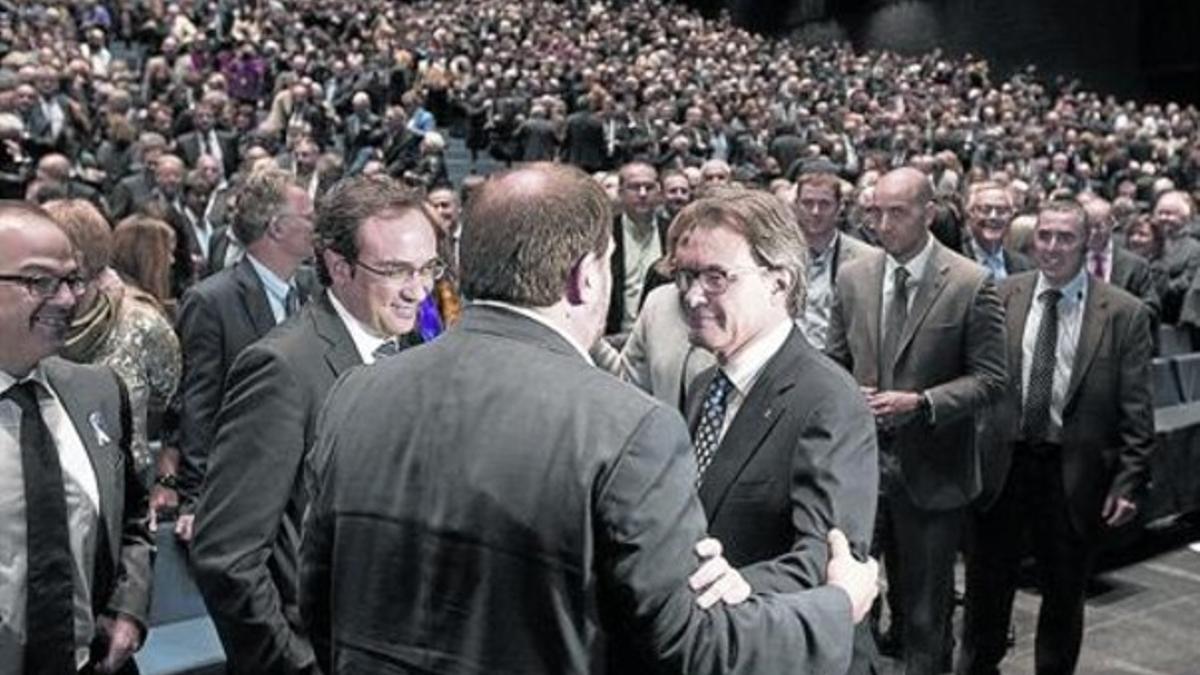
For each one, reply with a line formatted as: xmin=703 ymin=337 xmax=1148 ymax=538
xmin=715 ymin=318 xmax=793 ymax=443
xmin=0 ymin=366 xmax=100 ymax=671
xmin=328 ymin=289 xmax=388 ymax=365
xmin=1021 ymin=268 xmax=1089 ymax=435
xmin=472 ymin=300 xmax=596 ymax=366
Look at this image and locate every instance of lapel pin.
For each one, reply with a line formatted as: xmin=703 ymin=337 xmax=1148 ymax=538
xmin=88 ymin=411 xmax=112 ymax=446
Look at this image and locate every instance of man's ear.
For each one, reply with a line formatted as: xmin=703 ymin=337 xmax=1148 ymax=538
xmin=324 ymin=249 xmax=350 ymax=284
xmin=565 ymin=251 xmax=597 ymax=307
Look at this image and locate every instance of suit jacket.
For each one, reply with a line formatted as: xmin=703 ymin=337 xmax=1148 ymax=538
xmin=592 ymin=283 xmax=715 ymax=408
xmin=831 ymin=231 xmax=876 ymax=282
xmin=300 ymin=305 xmax=857 ymax=675
xmin=177 ymin=129 xmax=239 ymax=176
xmin=563 ymin=110 xmax=607 ymax=172
xmin=175 ymin=258 xmax=280 ymax=507
xmin=192 ymin=292 xmax=362 ymax=674
xmin=43 ymin=359 xmax=154 ymax=632
xmin=606 ymin=213 xmax=668 ymax=336
xmin=687 ymin=328 xmax=878 ymax=580
xmin=107 ymin=171 xmax=154 ymax=221
xmin=827 ymin=239 xmax=1008 ymax=511
xmin=989 ymin=273 xmax=1156 ymax=537
xmin=1109 ymin=246 xmax=1160 ymax=321
xmin=516 ymin=118 xmax=561 ymax=162
xmin=957 ymin=236 xmax=1034 ymax=277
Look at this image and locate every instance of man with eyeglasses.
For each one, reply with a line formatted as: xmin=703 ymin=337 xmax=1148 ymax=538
xmin=672 ymin=187 xmax=882 ymax=675
xmin=174 ymin=167 xmax=315 ymax=540
xmin=191 ymin=175 xmax=441 ymax=675
xmin=0 ymin=201 xmax=153 ymax=674
xmin=959 ymin=181 xmax=1032 ymax=281
xmin=827 ymin=167 xmax=1007 ymax=675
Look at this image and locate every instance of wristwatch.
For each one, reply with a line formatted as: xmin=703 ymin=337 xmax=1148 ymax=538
xmin=917 ymin=392 xmax=933 ymax=424
xmin=154 ymin=473 xmax=179 ymax=490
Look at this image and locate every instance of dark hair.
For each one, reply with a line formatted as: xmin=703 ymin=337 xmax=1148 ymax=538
xmin=314 ymin=175 xmax=434 ymax=286
xmin=461 ymin=163 xmax=611 ymax=306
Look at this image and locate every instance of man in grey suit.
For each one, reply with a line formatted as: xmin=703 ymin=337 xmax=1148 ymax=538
xmin=301 ymin=163 xmax=879 ymax=675
xmin=959 ymin=200 xmax=1155 ymax=675
xmin=191 ymin=176 xmax=440 ymax=674
xmin=1080 ymin=194 xmax=1160 ymax=322
xmin=827 ymin=167 xmax=1007 ymax=675
xmin=0 ymin=202 xmax=153 ymax=674
xmin=676 ymin=188 xmax=881 ymax=674
xmin=795 ymin=170 xmax=876 ymax=350
xmin=172 ymin=168 xmax=314 ymax=538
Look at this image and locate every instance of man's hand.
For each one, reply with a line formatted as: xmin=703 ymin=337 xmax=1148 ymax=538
xmin=689 ymin=537 xmax=751 ymax=609
xmin=1102 ymin=494 xmax=1138 ymax=528
xmin=95 ymin=614 xmax=142 ymax=674
xmin=826 ymin=528 xmax=879 ymax=624
xmin=175 ymin=513 xmax=196 ymax=542
xmin=148 ymin=485 xmax=179 ymax=532
xmin=866 ymin=390 xmax=921 ymax=418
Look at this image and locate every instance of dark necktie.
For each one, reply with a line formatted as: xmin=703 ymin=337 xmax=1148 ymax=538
xmin=283 ymin=285 xmax=300 ymax=319
xmin=1022 ymin=289 xmax=1062 ymax=442
xmin=693 ymin=370 xmax=734 ymax=483
xmin=879 ymin=266 xmax=910 ymax=390
xmin=372 ymin=339 xmax=402 ymax=360
xmin=5 ymin=381 xmax=76 ymax=674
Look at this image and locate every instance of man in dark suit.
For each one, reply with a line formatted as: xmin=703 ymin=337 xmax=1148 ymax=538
xmin=562 ymin=95 xmax=608 ymax=172
xmin=0 ymin=202 xmax=153 ymax=674
xmin=795 ymin=170 xmax=878 ymax=351
xmin=1081 ymin=195 xmax=1161 ymax=322
xmin=959 ymin=200 xmax=1155 ymax=675
xmin=607 ymin=161 xmax=668 ymax=336
xmin=675 ymin=188 xmax=881 ymax=673
xmin=301 ymin=163 xmax=879 ymax=675
xmin=173 ymin=168 xmax=315 ymax=538
xmin=827 ymin=167 xmax=1008 ymax=675
xmin=192 ymin=177 xmax=437 ymax=674
xmin=959 ymin=181 xmax=1033 ymax=280
xmin=106 ymin=133 xmax=166 ymax=221
xmin=176 ymin=101 xmax=239 ymax=177
xmin=514 ymin=104 xmax=561 ymax=162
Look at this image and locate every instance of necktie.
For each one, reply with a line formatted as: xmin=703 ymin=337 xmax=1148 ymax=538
xmin=1022 ymin=289 xmax=1062 ymax=442
xmin=5 ymin=381 xmax=76 ymax=674
xmin=879 ymin=266 xmax=910 ymax=390
xmin=693 ymin=370 xmax=734 ymax=483
xmin=372 ymin=339 xmax=402 ymax=360
xmin=1090 ymin=252 xmax=1106 ymax=280
xmin=283 ymin=285 xmax=300 ymax=319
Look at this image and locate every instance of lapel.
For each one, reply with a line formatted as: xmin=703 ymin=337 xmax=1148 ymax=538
xmin=861 ymin=253 xmax=885 ymax=374
xmin=1110 ymin=248 xmax=1129 ymax=287
xmin=234 ymin=258 xmax=278 ymax=337
xmin=1005 ymin=274 xmax=1036 ymax=401
xmin=894 ymin=241 xmax=951 ymax=363
xmin=41 ymin=361 xmax=119 ymax=558
xmin=311 ymin=292 xmax=364 ymax=377
xmin=685 ymin=368 xmax=714 ymax=434
xmin=1064 ymin=281 xmax=1109 ymax=412
xmin=696 ymin=329 xmax=800 ymax=514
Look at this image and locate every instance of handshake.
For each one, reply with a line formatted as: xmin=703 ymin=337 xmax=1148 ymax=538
xmin=689 ymin=528 xmax=880 ymax=623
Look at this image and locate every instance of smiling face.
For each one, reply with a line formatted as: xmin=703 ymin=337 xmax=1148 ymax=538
xmin=1033 ymin=206 xmax=1087 ymax=288
xmin=966 ymin=186 xmax=1015 ymax=254
xmin=0 ymin=213 xmax=79 ymax=376
xmin=328 ymin=209 xmax=439 ymax=338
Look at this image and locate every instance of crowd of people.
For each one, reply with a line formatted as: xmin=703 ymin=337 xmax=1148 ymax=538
xmin=1 ymin=0 xmax=1199 ymax=673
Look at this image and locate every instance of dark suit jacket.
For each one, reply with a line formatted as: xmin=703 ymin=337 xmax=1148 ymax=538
xmin=301 ymin=305 xmax=857 ymax=675
xmin=42 ymin=359 xmax=154 ymax=634
xmin=563 ymin=110 xmax=607 ymax=172
xmin=192 ymin=292 xmax=362 ymax=674
xmin=516 ymin=118 xmax=561 ymax=162
xmin=688 ymin=327 xmax=878 ymax=577
xmin=956 ymin=234 xmax=1034 ymax=277
xmin=606 ymin=213 xmax=668 ymax=336
xmin=107 ymin=171 xmax=154 ymax=221
xmin=827 ymin=240 xmax=1008 ymax=511
xmin=990 ymin=273 xmax=1156 ymax=537
xmin=175 ymin=258 xmax=280 ymax=507
xmin=1110 ymin=246 xmax=1160 ymax=321
xmin=177 ymin=130 xmax=239 ymax=176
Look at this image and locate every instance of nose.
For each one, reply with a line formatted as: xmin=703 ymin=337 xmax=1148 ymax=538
xmin=682 ymin=280 xmax=707 ymax=309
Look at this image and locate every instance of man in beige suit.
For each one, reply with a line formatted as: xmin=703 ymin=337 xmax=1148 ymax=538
xmin=827 ymin=168 xmax=1007 ymax=675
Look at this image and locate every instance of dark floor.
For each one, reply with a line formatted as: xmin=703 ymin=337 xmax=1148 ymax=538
xmin=880 ymin=525 xmax=1200 ymax=674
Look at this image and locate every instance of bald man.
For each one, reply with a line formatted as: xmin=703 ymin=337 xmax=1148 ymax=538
xmin=828 ymin=167 xmax=1007 ymax=675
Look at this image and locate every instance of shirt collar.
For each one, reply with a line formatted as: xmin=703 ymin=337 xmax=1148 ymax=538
xmin=885 ymin=233 xmax=936 ymax=283
xmin=1034 ymin=266 xmax=1089 ymax=307
xmin=1 ymin=362 xmax=51 ymax=393
xmin=245 ymin=253 xmax=292 ymax=304
xmin=721 ymin=318 xmax=792 ymax=397
xmin=970 ymin=236 xmax=1004 ymax=267
xmin=326 ymin=289 xmax=387 ymax=365
xmin=471 ymin=300 xmax=595 ymax=366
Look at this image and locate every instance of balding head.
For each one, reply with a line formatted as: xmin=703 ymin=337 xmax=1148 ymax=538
xmin=36 ymin=154 xmax=71 ymax=183
xmin=870 ymin=167 xmax=934 ymax=261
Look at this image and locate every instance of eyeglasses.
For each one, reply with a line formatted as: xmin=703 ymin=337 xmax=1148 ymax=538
xmin=0 ymin=273 xmax=87 ymax=299
xmin=674 ymin=265 xmax=766 ymax=295
xmin=354 ymin=258 xmax=447 ymax=287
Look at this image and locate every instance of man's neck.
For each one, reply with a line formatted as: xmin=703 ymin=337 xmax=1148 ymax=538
xmin=808 ymin=229 xmax=837 ymax=255
xmin=624 ymin=211 xmax=654 ymax=232
xmin=893 ymin=233 xmax=931 ymax=265
xmin=245 ymin=243 xmax=298 ymax=282
xmin=973 ymin=235 xmax=1002 ymax=257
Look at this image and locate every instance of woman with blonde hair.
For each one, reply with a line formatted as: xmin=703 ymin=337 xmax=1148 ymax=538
xmin=45 ymin=201 xmax=183 ymax=506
